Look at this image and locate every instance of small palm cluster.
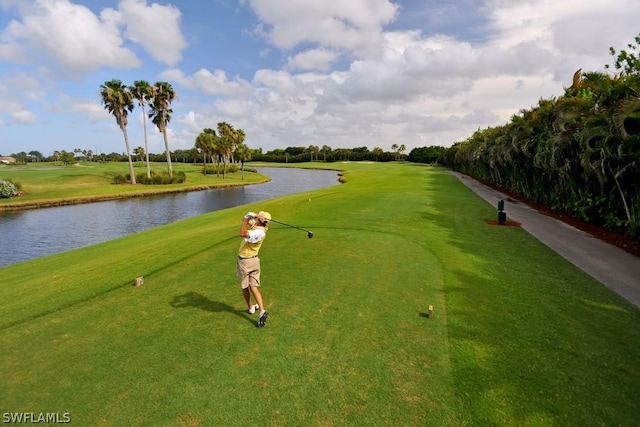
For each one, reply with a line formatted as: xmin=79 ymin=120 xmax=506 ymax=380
xmin=100 ymin=80 xmax=176 ymax=185
xmin=195 ymin=123 xmax=251 ymax=179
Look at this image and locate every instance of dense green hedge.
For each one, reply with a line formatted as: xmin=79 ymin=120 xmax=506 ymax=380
xmin=445 ymin=70 xmax=640 ymax=239
xmin=112 ymin=171 xmax=187 ymax=185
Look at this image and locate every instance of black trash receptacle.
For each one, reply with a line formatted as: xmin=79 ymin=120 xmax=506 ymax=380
xmin=498 ymin=211 xmax=507 ymax=224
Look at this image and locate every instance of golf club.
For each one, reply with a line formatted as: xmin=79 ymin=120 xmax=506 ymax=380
xmin=269 ymin=218 xmax=314 ymax=238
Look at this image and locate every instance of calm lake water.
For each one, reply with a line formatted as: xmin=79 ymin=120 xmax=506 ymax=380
xmin=0 ymin=168 xmax=338 ymax=267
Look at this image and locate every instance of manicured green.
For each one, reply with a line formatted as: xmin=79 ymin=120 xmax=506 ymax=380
xmin=1 ymin=162 xmax=638 ymax=426
xmin=0 ymin=161 xmax=266 ymax=209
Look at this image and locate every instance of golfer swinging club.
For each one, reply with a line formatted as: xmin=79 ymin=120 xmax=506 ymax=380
xmin=237 ymin=210 xmax=271 ymax=327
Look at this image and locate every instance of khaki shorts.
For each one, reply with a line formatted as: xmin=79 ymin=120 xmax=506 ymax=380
xmin=237 ymin=257 xmax=261 ymax=289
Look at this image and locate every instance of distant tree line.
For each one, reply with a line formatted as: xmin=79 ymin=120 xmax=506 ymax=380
xmin=251 ymin=144 xmax=408 ymax=163
xmin=0 ymin=150 xmax=194 ymax=165
xmin=3 ymin=144 xmax=419 ymax=165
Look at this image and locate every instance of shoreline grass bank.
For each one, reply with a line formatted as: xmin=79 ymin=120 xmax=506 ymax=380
xmin=0 ymin=161 xmax=270 ymax=211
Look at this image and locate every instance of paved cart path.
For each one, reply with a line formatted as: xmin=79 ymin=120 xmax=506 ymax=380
xmin=450 ymin=171 xmax=640 ymax=310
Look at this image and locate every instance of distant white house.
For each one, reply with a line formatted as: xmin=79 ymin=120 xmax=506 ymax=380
xmin=0 ymin=156 xmax=16 ymax=164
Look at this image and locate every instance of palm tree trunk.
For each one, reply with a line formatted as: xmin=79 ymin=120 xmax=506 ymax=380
xmin=141 ymin=105 xmax=151 ymax=179
xmin=222 ymin=155 xmax=227 ymax=179
xmin=610 ymin=166 xmax=632 ymax=222
xmin=202 ymin=152 xmax=207 ymax=175
xmin=162 ymin=130 xmax=173 ymax=177
xmin=122 ymin=128 xmax=137 ymax=185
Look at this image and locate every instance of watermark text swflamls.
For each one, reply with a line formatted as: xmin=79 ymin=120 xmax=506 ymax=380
xmin=2 ymin=413 xmax=70 ymax=424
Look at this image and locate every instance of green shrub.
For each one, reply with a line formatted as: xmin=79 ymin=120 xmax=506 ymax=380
xmin=112 ymin=174 xmax=128 ymax=184
xmin=0 ymin=180 xmax=19 ymax=198
xmin=134 ymin=171 xmax=187 ymax=185
xmin=170 ymin=171 xmax=186 ymax=184
xmin=202 ymin=164 xmax=242 ymax=175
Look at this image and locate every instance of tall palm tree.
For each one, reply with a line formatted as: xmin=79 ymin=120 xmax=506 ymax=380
xmin=209 ymin=131 xmax=222 ymax=177
xmin=100 ymin=79 xmax=137 ymax=184
xmin=130 ymin=80 xmax=153 ymax=179
xmin=195 ymin=128 xmax=218 ymax=175
xmin=321 ymin=145 xmax=332 ymax=161
xmin=310 ymin=145 xmax=320 ymax=161
xmin=149 ymin=81 xmax=176 ymax=177
xmin=133 ymin=146 xmax=145 ymax=162
xmin=372 ymin=147 xmax=383 ymax=161
xmin=233 ymin=128 xmax=246 ymax=163
xmin=194 ymin=132 xmax=208 ymax=174
xmin=306 ymin=145 xmax=319 ymax=161
xmin=217 ymin=122 xmax=234 ymax=179
xmin=235 ymin=143 xmax=252 ymax=179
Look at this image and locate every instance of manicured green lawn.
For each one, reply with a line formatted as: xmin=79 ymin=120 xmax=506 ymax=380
xmin=0 ymin=161 xmax=266 ymax=209
xmin=1 ymin=162 xmax=638 ymax=426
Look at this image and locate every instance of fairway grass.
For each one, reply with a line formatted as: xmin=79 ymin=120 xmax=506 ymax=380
xmin=1 ymin=162 xmax=639 ymax=426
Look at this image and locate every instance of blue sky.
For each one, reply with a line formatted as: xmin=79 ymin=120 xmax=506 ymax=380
xmin=0 ymin=0 xmax=638 ymax=157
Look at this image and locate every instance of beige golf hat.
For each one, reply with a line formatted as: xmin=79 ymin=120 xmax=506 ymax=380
xmin=257 ymin=211 xmax=271 ymax=223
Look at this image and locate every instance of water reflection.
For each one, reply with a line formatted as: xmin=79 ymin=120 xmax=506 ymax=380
xmin=0 ymin=168 xmax=337 ymax=267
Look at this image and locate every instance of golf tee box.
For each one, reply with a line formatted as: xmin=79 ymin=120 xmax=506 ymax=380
xmin=134 ymin=276 xmax=144 ymax=287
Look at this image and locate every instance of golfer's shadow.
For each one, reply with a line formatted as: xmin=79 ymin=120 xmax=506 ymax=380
xmin=170 ymin=292 xmax=253 ymax=325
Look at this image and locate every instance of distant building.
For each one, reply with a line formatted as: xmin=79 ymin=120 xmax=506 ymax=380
xmin=0 ymin=156 xmax=16 ymax=164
